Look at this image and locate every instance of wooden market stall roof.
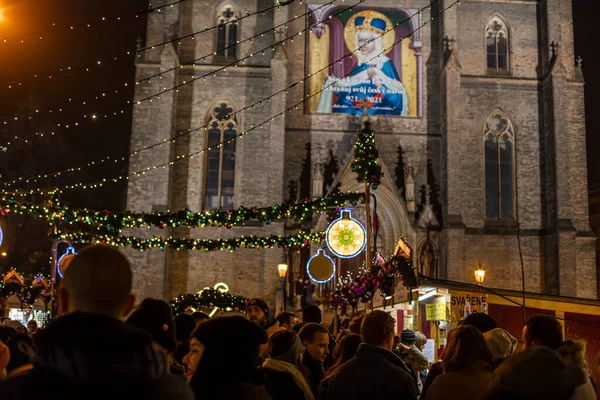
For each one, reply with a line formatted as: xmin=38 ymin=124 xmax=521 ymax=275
xmin=420 ymin=277 xmax=600 ymax=316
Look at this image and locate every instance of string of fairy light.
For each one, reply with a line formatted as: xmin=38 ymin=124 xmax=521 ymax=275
xmin=0 ymin=192 xmax=363 ymax=230
xmin=55 ymin=230 xmax=326 ymax=252
xmin=0 ymin=0 xmax=190 ymax=45
xmin=0 ymin=0 xmax=349 ymax=150
xmin=0 ymin=0 xmax=338 ymax=127
xmin=1 ymin=0 xmax=444 ymax=193
xmin=0 ymin=0 xmax=295 ymax=88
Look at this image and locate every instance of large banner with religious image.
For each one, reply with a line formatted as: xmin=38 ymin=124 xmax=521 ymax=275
xmin=306 ymin=5 xmax=422 ymax=117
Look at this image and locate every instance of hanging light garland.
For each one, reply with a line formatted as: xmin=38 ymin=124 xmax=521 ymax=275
xmin=54 ymin=230 xmax=325 ymax=252
xmin=330 ymin=250 xmax=414 ymax=312
xmin=0 ymin=0 xmax=453 ymax=193
xmin=0 ymin=0 xmax=351 ymax=149
xmin=0 ymin=192 xmax=362 ymax=230
xmin=0 ymin=0 xmax=300 ymax=89
xmin=1 ymin=0 xmax=459 ymax=197
xmin=0 ymin=0 xmax=190 ymax=47
xmin=170 ymin=288 xmax=248 ymax=315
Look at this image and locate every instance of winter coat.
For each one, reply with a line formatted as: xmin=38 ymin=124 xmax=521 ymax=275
xmin=0 ymin=312 xmax=193 ymax=400
xmin=262 ymin=358 xmax=314 ymax=400
xmin=324 ymin=344 xmax=418 ymax=400
xmin=399 ymin=345 xmax=429 ymax=394
xmin=425 ymin=360 xmax=492 ymax=400
xmin=301 ymin=351 xmax=325 ymax=397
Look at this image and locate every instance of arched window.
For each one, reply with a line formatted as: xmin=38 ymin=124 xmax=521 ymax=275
xmin=484 ymin=110 xmax=515 ymax=220
xmin=205 ymin=102 xmax=237 ymax=209
xmin=216 ymin=5 xmax=238 ymax=58
xmin=486 ymin=17 xmax=509 ymax=72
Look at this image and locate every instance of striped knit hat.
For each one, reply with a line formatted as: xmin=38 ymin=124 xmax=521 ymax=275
xmin=400 ymin=329 xmax=417 ymax=345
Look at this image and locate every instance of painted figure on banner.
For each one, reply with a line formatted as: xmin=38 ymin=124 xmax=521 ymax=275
xmin=316 ymin=10 xmax=410 ymax=116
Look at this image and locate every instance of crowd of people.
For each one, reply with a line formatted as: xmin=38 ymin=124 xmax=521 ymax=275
xmin=0 ymin=243 xmax=597 ymax=400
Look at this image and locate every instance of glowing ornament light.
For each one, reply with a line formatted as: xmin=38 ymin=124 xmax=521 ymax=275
xmin=57 ymin=246 xmax=77 ymax=278
xmin=326 ymin=209 xmax=366 ymax=259
xmin=306 ymin=248 xmax=336 ymax=283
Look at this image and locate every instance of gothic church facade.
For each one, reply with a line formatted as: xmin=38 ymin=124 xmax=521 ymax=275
xmin=125 ymin=0 xmax=596 ymax=305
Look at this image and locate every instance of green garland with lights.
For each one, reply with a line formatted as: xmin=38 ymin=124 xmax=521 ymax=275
xmin=55 ymin=230 xmax=326 ymax=252
xmin=351 ymin=120 xmax=382 ymax=188
xmin=0 ymin=192 xmax=363 ymax=231
xmin=170 ymin=289 xmax=248 ymax=315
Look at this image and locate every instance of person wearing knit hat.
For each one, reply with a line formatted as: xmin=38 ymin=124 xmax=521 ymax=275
xmin=262 ymin=331 xmax=314 ymax=400
xmin=246 ymin=298 xmax=271 ymax=329
xmin=186 ymin=316 xmax=270 ymax=400
xmin=0 ymin=341 xmax=10 ymax=379
xmin=397 ymin=329 xmax=428 ymax=395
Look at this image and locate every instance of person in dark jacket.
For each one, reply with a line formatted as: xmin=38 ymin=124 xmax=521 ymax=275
xmin=262 ymin=330 xmax=314 ymax=400
xmin=0 ymin=244 xmax=193 ymax=400
xmin=318 ymin=334 xmax=362 ymax=400
xmin=173 ymin=312 xmax=196 ymax=364
xmin=294 ymin=306 xmax=336 ymax=369
xmin=189 ymin=315 xmax=271 ymax=400
xmin=299 ymin=323 xmax=330 ymax=397
xmin=323 ymin=310 xmax=418 ymax=400
xmin=127 ymin=298 xmax=186 ymax=378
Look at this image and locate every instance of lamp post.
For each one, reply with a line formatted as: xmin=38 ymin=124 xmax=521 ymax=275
xmin=278 ymin=263 xmax=288 ymax=311
xmin=474 ymin=263 xmax=486 ymax=285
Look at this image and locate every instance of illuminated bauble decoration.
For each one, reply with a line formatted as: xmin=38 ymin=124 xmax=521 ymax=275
xmin=306 ymin=248 xmax=336 ymax=283
xmin=213 ymin=282 xmax=229 ymax=293
xmin=0 ymin=226 xmax=3 ymax=247
xmin=57 ymin=246 xmax=77 ymax=278
xmin=326 ymin=209 xmax=366 ymax=258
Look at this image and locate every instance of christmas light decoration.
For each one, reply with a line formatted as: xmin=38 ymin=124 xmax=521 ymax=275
xmin=2 ymin=0 xmax=458 ymax=196
xmin=330 ymin=247 xmax=414 ymax=311
xmin=57 ymin=246 xmax=77 ymax=278
xmin=0 ymin=0 xmax=298 ymax=88
xmin=0 ymin=192 xmax=362 ymax=230
xmin=306 ymin=248 xmax=336 ymax=283
xmin=351 ymin=120 xmax=382 ymax=188
xmin=170 ymin=288 xmax=247 ymax=315
xmin=326 ymin=209 xmax=366 ymax=259
xmin=55 ymin=230 xmax=325 ymax=252
xmin=0 ymin=0 xmax=189 ymax=46
xmin=0 ymin=0 xmax=347 ymax=134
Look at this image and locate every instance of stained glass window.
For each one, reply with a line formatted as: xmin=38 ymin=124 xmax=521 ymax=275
xmin=216 ymin=5 xmax=238 ymax=58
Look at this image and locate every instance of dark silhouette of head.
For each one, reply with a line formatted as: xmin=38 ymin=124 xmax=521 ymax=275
xmin=303 ymin=305 xmax=322 ymax=324
xmin=523 ymin=315 xmax=563 ymax=350
xmin=462 ymin=313 xmax=498 ymax=333
xmin=60 ymin=244 xmax=134 ymax=319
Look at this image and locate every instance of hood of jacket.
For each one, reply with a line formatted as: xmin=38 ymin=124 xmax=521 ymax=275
xmin=33 ymin=312 xmax=167 ymax=386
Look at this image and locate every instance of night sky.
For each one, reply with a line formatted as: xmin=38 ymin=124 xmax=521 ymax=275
xmin=0 ymin=0 xmax=597 ymax=272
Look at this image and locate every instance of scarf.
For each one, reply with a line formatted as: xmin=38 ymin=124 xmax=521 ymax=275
xmin=262 ymin=358 xmax=315 ymax=400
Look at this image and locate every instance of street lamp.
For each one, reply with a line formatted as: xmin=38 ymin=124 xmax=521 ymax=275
xmin=278 ymin=263 xmax=288 ymax=311
xmin=474 ymin=263 xmax=486 ymax=285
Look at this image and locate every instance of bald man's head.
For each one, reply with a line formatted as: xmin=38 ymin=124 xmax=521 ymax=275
xmin=60 ymin=244 xmax=135 ymax=319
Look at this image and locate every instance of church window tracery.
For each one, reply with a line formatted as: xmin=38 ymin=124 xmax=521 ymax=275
xmin=484 ymin=110 xmax=515 ymax=220
xmin=486 ymin=17 xmax=509 ymax=72
xmin=204 ymin=102 xmax=237 ymax=209
xmin=216 ymin=5 xmax=238 ymax=58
